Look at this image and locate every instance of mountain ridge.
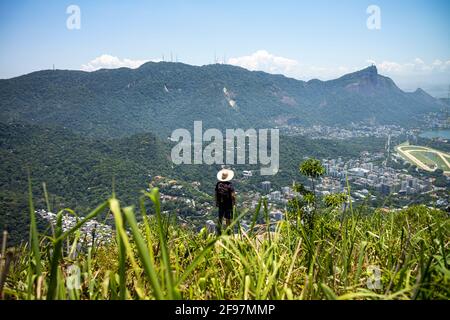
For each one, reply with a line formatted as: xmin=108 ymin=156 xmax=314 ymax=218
xmin=0 ymin=62 xmax=443 ymax=138
xmin=2 ymin=63 xmax=433 ymax=96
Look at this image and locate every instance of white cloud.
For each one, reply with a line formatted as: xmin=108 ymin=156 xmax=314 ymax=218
xmin=228 ymin=50 xmax=299 ymax=75
xmin=368 ymin=58 xmax=450 ymax=75
xmin=367 ymin=58 xmax=450 ymax=96
xmin=228 ymin=50 xmax=450 ymax=82
xmin=227 ymin=50 xmax=358 ymax=80
xmin=81 ymin=54 xmax=155 ymax=72
xmin=227 ymin=50 xmax=450 ymax=96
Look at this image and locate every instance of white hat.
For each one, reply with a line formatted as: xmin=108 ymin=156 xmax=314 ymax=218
xmin=217 ymin=169 xmax=234 ymax=182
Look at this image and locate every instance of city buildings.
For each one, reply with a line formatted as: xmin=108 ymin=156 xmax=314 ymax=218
xmin=261 ymin=181 xmax=271 ymax=193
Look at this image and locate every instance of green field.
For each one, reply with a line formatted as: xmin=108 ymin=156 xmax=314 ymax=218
xmin=395 ymin=143 xmax=450 ymax=174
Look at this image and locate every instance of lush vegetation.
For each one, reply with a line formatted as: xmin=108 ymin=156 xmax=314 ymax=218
xmin=0 ymin=60 xmax=447 ymax=300
xmin=0 ymin=122 xmax=388 ymax=245
xmin=1 ymin=60 xmax=445 ymax=248
xmin=0 ymin=64 xmax=442 ymax=139
xmin=0 ymin=160 xmax=448 ymax=300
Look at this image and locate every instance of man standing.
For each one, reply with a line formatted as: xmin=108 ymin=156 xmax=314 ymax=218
xmin=215 ymin=168 xmax=236 ymax=235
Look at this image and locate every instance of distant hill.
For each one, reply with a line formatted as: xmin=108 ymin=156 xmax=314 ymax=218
xmin=0 ymin=63 xmax=443 ymax=138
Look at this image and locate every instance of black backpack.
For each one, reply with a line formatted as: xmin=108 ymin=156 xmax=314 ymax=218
xmin=217 ymin=182 xmax=232 ymax=204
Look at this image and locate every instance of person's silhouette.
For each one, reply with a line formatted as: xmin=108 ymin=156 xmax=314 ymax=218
xmin=215 ymin=169 xmax=236 ymax=235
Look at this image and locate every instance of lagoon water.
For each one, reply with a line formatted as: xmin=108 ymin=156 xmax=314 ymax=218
xmin=419 ymin=129 xmax=450 ymax=139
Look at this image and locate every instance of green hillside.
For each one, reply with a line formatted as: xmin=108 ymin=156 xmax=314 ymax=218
xmin=0 ymin=64 xmax=442 ymax=138
xmin=0 ymin=123 xmax=386 ymax=245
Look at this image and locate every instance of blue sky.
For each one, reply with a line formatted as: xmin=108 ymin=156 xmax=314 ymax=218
xmin=1 ymin=0 xmax=449 ymax=96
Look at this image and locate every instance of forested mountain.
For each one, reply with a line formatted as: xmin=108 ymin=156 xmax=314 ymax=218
xmin=0 ymin=63 xmax=442 ymax=138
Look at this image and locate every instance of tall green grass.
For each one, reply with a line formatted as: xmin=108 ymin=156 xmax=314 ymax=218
xmin=1 ymin=185 xmax=449 ymax=300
